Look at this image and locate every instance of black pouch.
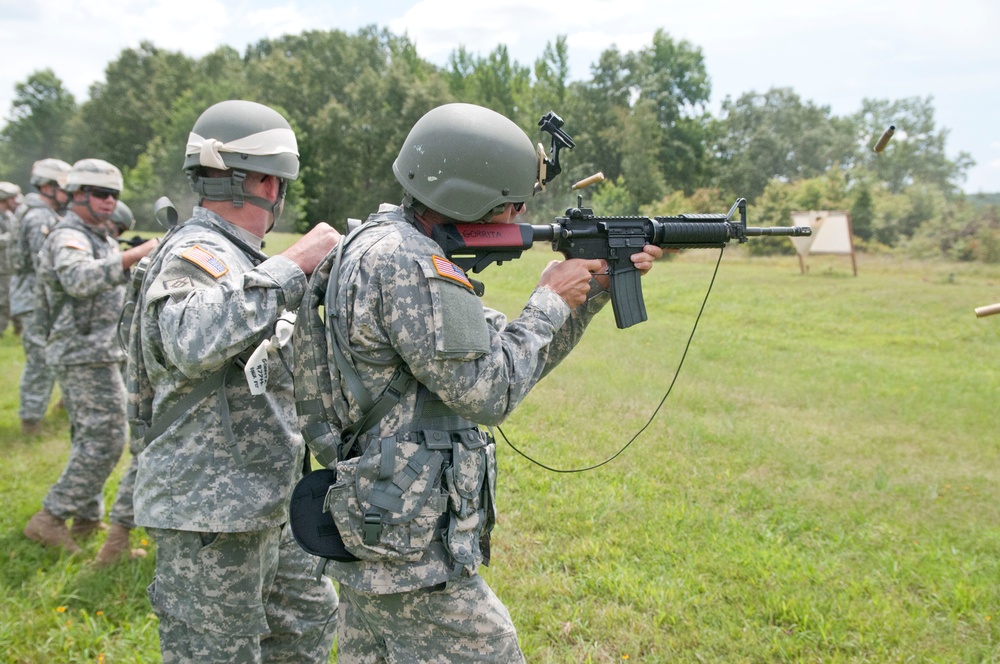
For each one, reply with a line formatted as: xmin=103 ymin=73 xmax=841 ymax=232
xmin=289 ymin=469 xmax=360 ymax=562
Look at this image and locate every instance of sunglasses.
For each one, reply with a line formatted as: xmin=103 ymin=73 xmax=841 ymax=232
xmin=511 ymin=201 xmax=525 ymax=212
xmin=87 ymin=187 xmax=120 ymax=201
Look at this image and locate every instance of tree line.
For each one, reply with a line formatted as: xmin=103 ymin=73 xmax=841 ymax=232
xmin=1 ymin=26 xmax=996 ymax=262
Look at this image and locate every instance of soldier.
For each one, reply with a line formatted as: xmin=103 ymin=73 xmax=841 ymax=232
xmin=11 ymin=158 xmax=71 ymax=435
xmin=23 ymin=159 xmax=158 ymax=554
xmin=0 ymin=181 xmax=22 ymax=336
xmin=130 ymin=100 xmax=339 ymax=662
xmin=304 ymin=103 xmax=662 ymax=662
xmin=95 ymin=200 xmax=147 ymax=567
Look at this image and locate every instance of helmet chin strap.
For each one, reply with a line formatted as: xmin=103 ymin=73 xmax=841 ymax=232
xmin=191 ymin=169 xmax=287 ymax=230
xmin=72 ymin=198 xmax=112 ymax=224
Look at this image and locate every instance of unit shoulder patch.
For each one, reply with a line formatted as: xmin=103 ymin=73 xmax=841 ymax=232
xmin=180 ymin=245 xmax=229 ymax=278
xmin=431 ymin=255 xmax=473 ymax=291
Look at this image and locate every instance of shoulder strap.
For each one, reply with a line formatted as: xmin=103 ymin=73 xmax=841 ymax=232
xmin=294 ymin=219 xmax=416 ymax=466
xmin=125 ymin=217 xmax=265 ymax=449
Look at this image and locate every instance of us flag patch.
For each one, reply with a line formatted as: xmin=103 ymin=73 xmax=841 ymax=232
xmin=181 ymin=245 xmax=229 ymax=278
xmin=431 ymin=255 xmax=473 ymax=291
xmin=63 ymin=239 xmax=90 ymax=252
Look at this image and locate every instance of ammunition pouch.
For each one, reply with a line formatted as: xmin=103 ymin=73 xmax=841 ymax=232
xmin=293 ymin=427 xmax=496 ymax=570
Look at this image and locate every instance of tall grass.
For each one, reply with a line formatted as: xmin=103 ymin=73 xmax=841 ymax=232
xmin=1 ymin=243 xmax=998 ymax=662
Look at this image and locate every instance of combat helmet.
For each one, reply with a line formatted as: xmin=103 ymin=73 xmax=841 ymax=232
xmin=65 ymin=159 xmax=123 ymax=221
xmin=392 ymin=103 xmax=538 ymax=222
xmin=109 ymin=200 xmax=135 ymax=234
xmin=184 ymin=100 xmax=298 ymax=220
xmin=64 ymin=159 xmax=124 ymax=193
xmin=29 ymin=158 xmax=72 ymax=188
xmin=0 ymin=181 xmax=22 ymax=200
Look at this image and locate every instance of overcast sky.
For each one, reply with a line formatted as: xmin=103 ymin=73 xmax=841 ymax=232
xmin=1 ymin=0 xmax=998 ymax=192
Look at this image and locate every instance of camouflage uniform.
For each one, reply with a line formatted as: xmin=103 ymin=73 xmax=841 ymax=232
xmin=36 ymin=209 xmax=128 ymax=523
xmin=320 ymin=204 xmax=610 ymax=662
xmin=132 ymin=207 xmax=337 ymax=663
xmin=108 ymin=447 xmax=139 ymax=529
xmin=11 ymin=192 xmax=59 ymax=423
xmin=0 ymin=207 xmax=15 ymax=334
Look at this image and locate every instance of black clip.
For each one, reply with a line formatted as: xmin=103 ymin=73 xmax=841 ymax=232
xmin=362 ymin=512 xmax=382 ymax=545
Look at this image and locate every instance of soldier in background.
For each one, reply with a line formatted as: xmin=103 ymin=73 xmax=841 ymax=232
xmin=23 ymin=159 xmax=158 ymax=554
xmin=11 ymin=158 xmax=71 ymax=435
xmin=130 ymin=100 xmax=339 ymax=662
xmin=0 ymin=181 xmax=22 ymax=336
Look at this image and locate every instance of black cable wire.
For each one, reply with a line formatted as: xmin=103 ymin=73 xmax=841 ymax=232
xmin=498 ymin=247 xmax=726 ymax=473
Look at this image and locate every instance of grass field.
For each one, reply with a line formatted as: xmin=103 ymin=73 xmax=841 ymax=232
xmin=1 ymin=239 xmax=998 ymax=662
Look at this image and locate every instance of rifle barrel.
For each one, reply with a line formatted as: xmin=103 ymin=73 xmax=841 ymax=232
xmin=745 ymin=226 xmax=813 ymax=237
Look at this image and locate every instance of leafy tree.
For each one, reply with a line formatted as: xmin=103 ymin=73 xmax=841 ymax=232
xmin=530 ymin=37 xmax=572 ymax=120
xmin=641 ymin=187 xmax=733 ymax=216
xmin=849 ymin=181 xmax=876 ymax=242
xmin=74 ymin=42 xmax=196 ymax=171
xmin=444 ymin=44 xmax=532 ymax=124
xmin=711 ymin=87 xmax=858 ymax=203
xmin=0 ymin=69 xmax=77 ymax=184
xmin=855 ymin=96 xmax=974 ymax=195
xmin=572 ymin=31 xmax=711 ymax=206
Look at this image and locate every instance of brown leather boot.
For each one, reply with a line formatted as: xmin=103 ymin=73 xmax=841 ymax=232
xmin=24 ymin=509 xmax=82 ymax=554
xmin=21 ymin=419 xmax=42 ymax=436
xmin=70 ymin=519 xmax=108 ymax=539
xmin=94 ymin=524 xmax=147 ymax=567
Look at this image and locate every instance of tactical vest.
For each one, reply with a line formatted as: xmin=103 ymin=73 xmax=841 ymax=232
xmin=122 ymin=218 xmax=263 ymax=454
xmin=39 ymin=221 xmax=114 ymax=337
xmin=290 ymin=216 xmax=497 ymax=577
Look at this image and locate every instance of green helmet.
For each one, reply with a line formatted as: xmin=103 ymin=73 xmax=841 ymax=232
xmin=392 ymin=103 xmax=538 ymax=222
xmin=30 ymin=158 xmax=72 ymax=188
xmin=64 ymin=159 xmax=124 ymax=193
xmin=110 ymin=200 xmax=136 ymax=233
xmin=184 ymin=100 xmax=299 ymax=215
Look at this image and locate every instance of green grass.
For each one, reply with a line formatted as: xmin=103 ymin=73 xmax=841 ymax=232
xmin=2 ymin=242 xmax=999 ymax=662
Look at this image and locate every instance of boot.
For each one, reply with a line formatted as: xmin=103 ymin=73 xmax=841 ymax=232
xmin=24 ymin=509 xmax=82 ymax=554
xmin=70 ymin=518 xmax=108 ymax=539
xmin=21 ymin=419 xmax=42 ymax=436
xmin=94 ymin=524 xmax=147 ymax=567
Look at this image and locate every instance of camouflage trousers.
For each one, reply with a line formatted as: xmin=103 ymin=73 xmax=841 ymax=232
xmin=42 ymin=362 xmax=127 ymax=521
xmin=0 ymin=273 xmax=11 ymax=335
xmin=17 ymin=310 xmax=57 ymax=422
xmin=337 ymin=575 xmax=525 ymax=663
xmin=147 ymin=524 xmax=338 ymax=664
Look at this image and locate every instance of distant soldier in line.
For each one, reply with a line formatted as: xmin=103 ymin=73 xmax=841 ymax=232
xmin=23 ymin=159 xmax=158 ymax=554
xmin=0 ymin=181 xmax=23 ymax=336
xmin=95 ymin=200 xmax=147 ymax=566
xmin=11 ymin=158 xmax=71 ymax=435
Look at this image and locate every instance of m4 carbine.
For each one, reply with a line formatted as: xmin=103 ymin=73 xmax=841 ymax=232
xmin=430 ymin=198 xmax=812 ymax=329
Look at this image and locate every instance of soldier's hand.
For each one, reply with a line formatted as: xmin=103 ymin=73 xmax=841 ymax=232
xmin=281 ymin=223 xmax=342 ymax=276
xmin=631 ymin=244 xmax=664 ymax=275
xmin=588 ymin=245 xmax=665 ymax=291
xmin=538 ymin=258 xmax=605 ymax=308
